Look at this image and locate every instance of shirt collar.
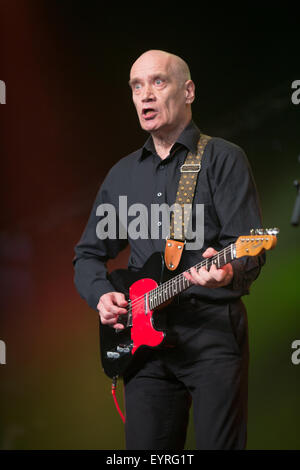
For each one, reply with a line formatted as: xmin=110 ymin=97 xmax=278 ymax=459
xmin=139 ymin=120 xmax=201 ymax=161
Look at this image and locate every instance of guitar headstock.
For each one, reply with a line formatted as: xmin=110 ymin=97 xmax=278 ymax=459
xmin=235 ymin=228 xmax=279 ymax=258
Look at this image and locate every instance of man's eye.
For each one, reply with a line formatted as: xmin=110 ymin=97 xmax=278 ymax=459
xmin=155 ymin=79 xmax=163 ymax=85
xmin=134 ymin=83 xmax=141 ymax=90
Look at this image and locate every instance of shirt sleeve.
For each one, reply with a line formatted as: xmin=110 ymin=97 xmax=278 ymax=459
xmin=73 ymin=172 xmax=128 ymax=311
xmin=210 ymin=140 xmax=266 ymax=295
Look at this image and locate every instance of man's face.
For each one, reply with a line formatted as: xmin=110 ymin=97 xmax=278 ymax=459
xmin=129 ymin=52 xmax=190 ymax=134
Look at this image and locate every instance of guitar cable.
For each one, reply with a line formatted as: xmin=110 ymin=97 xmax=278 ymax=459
xmin=111 ymin=376 xmax=125 ymax=423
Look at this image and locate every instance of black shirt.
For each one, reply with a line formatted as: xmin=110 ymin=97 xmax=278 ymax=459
xmin=73 ymin=120 xmax=265 ymax=311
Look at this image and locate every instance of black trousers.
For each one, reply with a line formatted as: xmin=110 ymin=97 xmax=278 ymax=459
xmin=123 ymin=298 xmax=249 ymax=450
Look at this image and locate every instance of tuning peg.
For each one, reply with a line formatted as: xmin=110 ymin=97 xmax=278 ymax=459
xmin=265 ymin=227 xmax=280 ymax=236
xmin=250 ymin=228 xmax=279 ymax=236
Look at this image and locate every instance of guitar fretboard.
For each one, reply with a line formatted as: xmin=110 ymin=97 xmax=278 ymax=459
xmin=147 ymin=242 xmax=236 ymax=310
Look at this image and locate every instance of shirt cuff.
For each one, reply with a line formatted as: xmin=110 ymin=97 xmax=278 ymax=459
xmin=231 ymin=256 xmax=261 ymax=293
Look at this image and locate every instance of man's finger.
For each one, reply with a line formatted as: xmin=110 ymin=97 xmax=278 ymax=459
xmin=202 ymin=247 xmax=218 ymax=258
xmin=113 ymin=323 xmax=125 ymax=330
xmin=111 ymin=292 xmax=128 ymax=307
xmin=185 ymin=267 xmax=210 ymax=285
xmin=209 ymin=266 xmax=227 ymax=282
xmin=107 ymin=304 xmax=128 ymax=315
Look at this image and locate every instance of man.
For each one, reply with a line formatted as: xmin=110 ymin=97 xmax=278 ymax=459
xmin=73 ymin=50 xmax=265 ymax=449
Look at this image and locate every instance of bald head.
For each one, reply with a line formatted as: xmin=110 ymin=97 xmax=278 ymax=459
xmin=129 ymin=49 xmax=195 ymax=138
xmin=130 ymin=50 xmax=191 ymax=87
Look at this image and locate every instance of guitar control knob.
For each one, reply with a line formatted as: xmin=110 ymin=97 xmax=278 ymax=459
xmin=106 ymin=351 xmax=120 ymax=360
xmin=117 ymin=344 xmax=131 ymax=353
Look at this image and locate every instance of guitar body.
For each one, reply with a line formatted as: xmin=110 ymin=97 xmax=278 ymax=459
xmin=99 ymin=252 xmax=173 ymax=379
xmin=130 ymin=278 xmax=165 ymax=353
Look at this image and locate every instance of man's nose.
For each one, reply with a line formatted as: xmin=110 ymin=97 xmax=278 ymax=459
xmin=141 ymin=84 xmax=155 ymax=101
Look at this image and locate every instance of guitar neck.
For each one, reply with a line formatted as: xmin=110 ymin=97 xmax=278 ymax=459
xmin=148 ymin=242 xmax=236 ymax=311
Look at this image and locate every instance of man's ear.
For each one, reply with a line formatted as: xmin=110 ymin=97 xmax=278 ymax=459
xmin=185 ymin=80 xmax=195 ymax=104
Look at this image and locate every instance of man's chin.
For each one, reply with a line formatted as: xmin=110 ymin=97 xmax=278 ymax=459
xmin=140 ymin=118 xmax=162 ymax=133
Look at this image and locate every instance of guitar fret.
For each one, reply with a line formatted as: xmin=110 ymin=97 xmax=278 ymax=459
xmin=158 ymin=287 xmax=162 ymax=304
xmin=153 ymin=291 xmax=157 ymax=308
xmin=151 ymin=291 xmax=155 ymax=309
xmin=163 ymin=287 xmax=168 ymax=301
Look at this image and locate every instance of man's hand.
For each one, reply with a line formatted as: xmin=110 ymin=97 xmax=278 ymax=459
xmin=183 ymin=247 xmax=234 ymax=288
xmin=97 ymin=292 xmax=128 ymax=330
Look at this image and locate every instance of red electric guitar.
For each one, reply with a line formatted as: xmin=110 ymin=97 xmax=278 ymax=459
xmin=99 ymin=228 xmax=278 ymax=379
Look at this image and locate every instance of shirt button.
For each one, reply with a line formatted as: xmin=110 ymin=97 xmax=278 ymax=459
xmin=157 ymin=222 xmax=162 ymax=226
xmin=157 ymin=192 xmax=162 ymax=197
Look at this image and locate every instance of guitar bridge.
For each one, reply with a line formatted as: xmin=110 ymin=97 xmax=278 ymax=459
xmin=116 ymin=299 xmax=132 ymax=331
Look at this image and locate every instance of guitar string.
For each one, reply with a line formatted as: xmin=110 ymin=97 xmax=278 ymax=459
xmin=149 ymin=245 xmax=233 ymax=299
xmin=146 ymin=236 xmax=270 ymax=308
xmin=126 ymin=244 xmax=234 ymax=312
xmin=125 ymin=235 xmax=272 ymax=315
xmin=116 ymin=236 xmax=272 ymax=327
xmin=124 ymin=243 xmax=235 ymax=314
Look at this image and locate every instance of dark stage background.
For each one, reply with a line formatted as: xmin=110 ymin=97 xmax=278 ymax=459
xmin=0 ymin=1 xmax=299 ymax=449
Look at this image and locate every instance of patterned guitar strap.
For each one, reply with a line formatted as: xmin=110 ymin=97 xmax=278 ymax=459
xmin=164 ymin=133 xmax=211 ymax=271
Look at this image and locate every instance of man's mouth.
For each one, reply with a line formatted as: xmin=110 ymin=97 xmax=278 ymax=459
xmin=142 ymin=108 xmax=158 ymax=120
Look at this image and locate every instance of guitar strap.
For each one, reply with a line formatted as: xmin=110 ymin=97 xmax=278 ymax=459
xmin=164 ymin=133 xmax=211 ymax=271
